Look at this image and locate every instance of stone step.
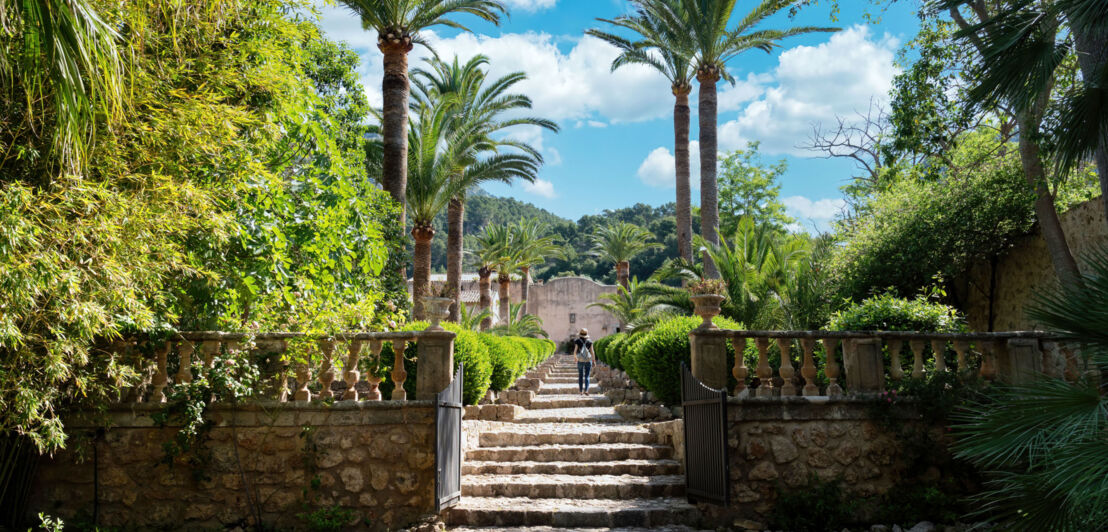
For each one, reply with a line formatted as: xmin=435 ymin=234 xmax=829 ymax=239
xmin=461 ymin=474 xmax=685 ymax=499
xmin=466 ymin=443 xmax=672 ymax=462
xmin=528 ymin=395 xmax=612 ymax=409
xmin=462 ymin=459 xmax=683 ymax=476
xmin=450 ymin=527 xmax=712 ymax=532
xmin=542 ymin=377 xmax=599 ymax=384
xmin=478 ymin=423 xmax=656 ymax=447
xmin=514 ymin=407 xmax=624 ymax=423
xmin=447 ymin=497 xmax=700 ymax=528
xmin=537 ymin=383 xmax=603 ymax=395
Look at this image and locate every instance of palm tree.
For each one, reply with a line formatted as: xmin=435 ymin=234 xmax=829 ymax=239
xmin=637 ymin=0 xmax=836 ymax=277
xmin=336 ymin=0 xmax=505 ymax=235
xmin=469 ymin=224 xmax=513 ymax=329
xmin=411 ymin=54 xmax=557 ymax=321
xmin=588 ymin=277 xmax=684 ymax=334
xmin=490 ymin=302 xmax=548 ymax=338
xmin=589 ymin=221 xmax=662 ymax=289
xmin=509 ymin=219 xmax=561 ymax=314
xmin=588 ymin=8 xmax=696 ymax=263
xmin=0 ymin=0 xmax=125 ymax=173
xmin=456 ymin=302 xmax=492 ymax=331
xmin=938 ymin=0 xmax=1108 ymax=230
xmin=404 ymin=99 xmax=540 ymax=320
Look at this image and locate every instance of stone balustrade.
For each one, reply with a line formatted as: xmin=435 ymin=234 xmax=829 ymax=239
xmin=690 ymin=327 xmax=1075 ymax=395
xmin=112 ymin=329 xmax=456 ymax=403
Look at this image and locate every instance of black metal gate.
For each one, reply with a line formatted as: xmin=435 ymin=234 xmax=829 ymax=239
xmin=434 ymin=365 xmax=464 ymax=512
xmin=680 ymin=362 xmax=729 ymax=505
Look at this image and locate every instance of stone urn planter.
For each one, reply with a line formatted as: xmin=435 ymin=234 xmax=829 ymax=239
xmin=689 ymin=294 xmax=725 ymax=329
xmin=423 ymin=297 xmax=454 ymax=330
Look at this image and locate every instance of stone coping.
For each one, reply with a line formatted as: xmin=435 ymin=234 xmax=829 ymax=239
xmin=132 ymin=329 xmax=456 ymax=341
xmin=65 ymin=399 xmax=435 ymax=428
xmin=689 ymin=327 xmax=1054 ymax=341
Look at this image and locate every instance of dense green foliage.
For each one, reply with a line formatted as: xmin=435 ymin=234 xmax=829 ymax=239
xmin=0 ymin=0 xmax=404 ymax=451
xmin=827 ymin=293 xmax=967 ymax=333
xmin=718 ymin=142 xmax=794 ymax=235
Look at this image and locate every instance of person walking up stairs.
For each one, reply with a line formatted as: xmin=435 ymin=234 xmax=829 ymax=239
xmin=447 ymin=352 xmax=709 ymax=530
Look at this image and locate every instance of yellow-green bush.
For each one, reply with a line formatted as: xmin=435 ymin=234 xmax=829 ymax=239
xmin=625 ymin=316 xmax=742 ymax=406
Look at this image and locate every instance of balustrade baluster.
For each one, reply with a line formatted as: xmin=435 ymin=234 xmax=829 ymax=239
xmin=731 ymin=334 xmax=749 ymax=397
xmin=755 ymin=338 xmax=773 ymax=398
xmin=909 ymin=339 xmax=926 ymax=379
xmin=777 ymin=338 xmax=797 ymax=396
xmin=800 ymin=338 xmax=818 ymax=396
xmin=1062 ymin=344 xmax=1079 ymax=382
xmin=343 ymin=340 xmax=363 ymax=401
xmin=391 ymin=339 xmax=409 ymax=401
xmin=930 ymin=339 xmax=947 ymax=372
xmin=317 ymin=338 xmax=336 ymax=400
xmin=152 ymin=340 xmax=170 ymax=403
xmin=366 ymin=340 xmax=384 ymax=400
xmin=887 ymin=339 xmax=905 ymax=380
xmin=176 ymin=340 xmax=194 ymax=386
xmin=822 ymin=338 xmax=842 ymax=396
xmin=295 ymin=345 xmax=312 ymax=402
xmin=200 ymin=340 xmax=219 ymax=373
xmin=1040 ymin=341 xmax=1059 ymax=378
xmin=952 ymin=340 xmax=969 ymax=377
xmin=979 ymin=341 xmax=997 ymax=381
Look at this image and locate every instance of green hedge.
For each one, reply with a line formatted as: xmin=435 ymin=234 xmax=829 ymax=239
xmin=593 ymin=334 xmax=621 ymax=367
xmin=623 ymin=315 xmax=742 ymax=406
xmin=376 ymin=322 xmax=555 ymax=404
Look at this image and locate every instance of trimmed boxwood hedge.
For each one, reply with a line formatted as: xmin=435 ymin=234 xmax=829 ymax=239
xmin=480 ymin=334 xmax=524 ymax=391
xmin=624 ymin=315 xmax=743 ymax=406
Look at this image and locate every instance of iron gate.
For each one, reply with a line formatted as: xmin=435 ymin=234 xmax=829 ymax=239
xmin=680 ymin=362 xmax=729 ymax=505
xmin=434 ymin=365 xmax=464 ymax=512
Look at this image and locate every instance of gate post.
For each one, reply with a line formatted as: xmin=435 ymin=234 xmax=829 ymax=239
xmin=843 ymin=337 xmax=885 ymax=393
xmin=999 ymin=339 xmax=1043 ymax=385
xmin=690 ymin=329 xmax=729 ymax=391
xmin=417 ymin=330 xmax=456 ymax=400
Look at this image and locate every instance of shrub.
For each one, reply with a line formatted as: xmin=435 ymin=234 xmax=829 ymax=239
xmin=593 ymin=334 xmax=620 ymax=366
xmin=481 ymin=334 xmax=524 ymax=392
xmin=625 ymin=315 xmax=742 ymax=406
xmin=440 ymin=323 xmax=493 ymax=405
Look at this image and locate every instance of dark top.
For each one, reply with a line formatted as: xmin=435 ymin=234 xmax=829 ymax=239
xmin=574 ymin=337 xmax=593 ymax=353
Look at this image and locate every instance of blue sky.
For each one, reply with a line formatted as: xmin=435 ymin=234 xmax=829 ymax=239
xmin=313 ymin=0 xmax=921 ymax=231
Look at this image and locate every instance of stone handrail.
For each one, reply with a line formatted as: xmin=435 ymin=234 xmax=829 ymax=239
xmin=690 ymin=327 xmax=1078 ymax=396
xmin=110 ymin=328 xmax=455 ymax=404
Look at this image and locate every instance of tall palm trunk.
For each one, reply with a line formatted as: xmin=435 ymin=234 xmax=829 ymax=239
xmin=616 ymin=261 xmax=630 ymax=290
xmin=1067 ymin=18 xmax=1108 ymax=227
xmin=478 ymin=267 xmax=493 ymax=330
xmin=447 ymin=196 xmax=464 ymax=322
xmin=697 ymin=69 xmax=721 ymax=278
xmin=411 ymin=225 xmax=435 ymax=320
xmin=519 ymin=266 xmax=531 ymax=315
xmin=674 ymin=85 xmax=693 ymax=263
xmin=498 ymin=272 xmax=511 ymax=324
xmin=1016 ymin=114 xmax=1082 ymax=286
xmin=381 ymin=40 xmax=412 ymax=291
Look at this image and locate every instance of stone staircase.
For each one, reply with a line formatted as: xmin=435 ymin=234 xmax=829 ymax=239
xmin=447 ymin=355 xmax=706 ymax=530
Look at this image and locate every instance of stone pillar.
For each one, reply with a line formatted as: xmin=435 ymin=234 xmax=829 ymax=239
xmin=999 ymin=339 xmax=1043 ymax=384
xmin=843 ymin=338 xmax=885 ymax=393
xmin=416 ymin=330 xmax=456 ymax=400
xmin=689 ymin=330 xmax=728 ymax=391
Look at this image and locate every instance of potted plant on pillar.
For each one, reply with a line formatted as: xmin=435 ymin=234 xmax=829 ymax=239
xmin=688 ymin=279 xmax=728 ymax=329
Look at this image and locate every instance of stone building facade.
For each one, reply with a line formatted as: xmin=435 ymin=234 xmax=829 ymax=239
xmin=954 ymin=198 xmax=1107 ymax=331
xmin=527 ymin=277 xmax=620 ymax=345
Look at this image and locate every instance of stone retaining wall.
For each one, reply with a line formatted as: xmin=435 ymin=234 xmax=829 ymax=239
xmin=29 ymin=401 xmax=438 ymax=530
xmin=699 ymin=397 xmax=954 ymax=529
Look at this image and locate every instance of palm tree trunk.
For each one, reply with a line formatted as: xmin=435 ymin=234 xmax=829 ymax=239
xmin=478 ymin=268 xmax=492 ymax=330
xmin=617 ymin=261 xmax=630 ymax=290
xmin=674 ymin=86 xmax=693 ymax=263
xmin=1016 ymin=114 xmax=1082 ymax=286
xmin=498 ymin=272 xmax=511 ymax=324
xmin=380 ymin=40 xmax=413 ymax=293
xmin=411 ymin=225 xmax=435 ymax=321
xmin=519 ymin=266 xmax=530 ymax=315
xmin=447 ymin=196 xmax=464 ymax=322
xmin=697 ymin=69 xmax=721 ymax=278
xmin=1067 ymin=18 xmax=1108 ymax=228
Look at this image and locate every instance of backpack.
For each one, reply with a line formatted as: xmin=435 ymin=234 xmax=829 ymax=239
xmin=576 ymin=339 xmax=592 ymax=362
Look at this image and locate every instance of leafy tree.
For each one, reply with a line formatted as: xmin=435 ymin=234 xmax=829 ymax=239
xmin=635 ymin=0 xmax=837 ymax=278
xmin=717 ymin=141 xmax=794 ymax=235
xmin=588 ymin=7 xmax=697 ymax=262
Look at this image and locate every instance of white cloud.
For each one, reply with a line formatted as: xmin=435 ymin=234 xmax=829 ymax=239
xmin=718 ymin=25 xmax=900 ymax=156
xmin=717 ymin=73 xmax=771 ymax=112
xmin=587 ymin=120 xmax=608 ymax=128
xmin=783 ymin=196 xmax=846 ymax=220
xmin=636 ymin=141 xmax=701 ymax=190
xmin=503 ymin=0 xmax=557 ymax=12
xmin=522 ymin=179 xmax=558 ymax=199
